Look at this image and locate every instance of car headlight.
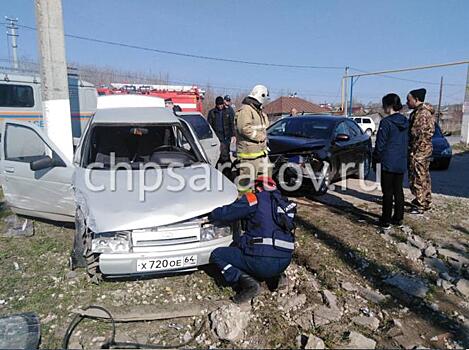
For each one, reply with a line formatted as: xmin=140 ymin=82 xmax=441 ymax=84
xmin=441 ymin=147 xmax=452 ymax=156
xmin=200 ymin=224 xmax=232 ymax=242
xmin=92 ymin=231 xmax=131 ymax=254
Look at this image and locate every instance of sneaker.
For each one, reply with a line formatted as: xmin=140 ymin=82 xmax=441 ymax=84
xmin=409 ymin=206 xmax=424 ymax=215
xmin=378 ymin=221 xmax=392 ymax=230
xmin=391 ymin=220 xmax=404 ymax=228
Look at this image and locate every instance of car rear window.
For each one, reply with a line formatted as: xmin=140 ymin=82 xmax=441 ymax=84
xmin=363 ymin=119 xmax=371 ymax=123
xmin=180 ymin=115 xmax=213 ymax=140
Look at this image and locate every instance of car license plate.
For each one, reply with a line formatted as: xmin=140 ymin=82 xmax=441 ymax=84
xmin=136 ymin=255 xmax=197 ymax=272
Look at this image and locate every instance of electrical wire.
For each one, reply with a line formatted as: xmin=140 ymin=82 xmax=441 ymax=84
xmin=62 ymin=305 xmax=207 ymax=349
xmin=14 ymin=23 xmax=344 ymax=70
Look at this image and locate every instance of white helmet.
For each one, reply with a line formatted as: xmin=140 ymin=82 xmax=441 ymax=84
xmin=249 ymin=84 xmax=270 ymax=105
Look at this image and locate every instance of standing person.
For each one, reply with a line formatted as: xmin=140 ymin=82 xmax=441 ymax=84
xmin=406 ymin=88 xmax=435 ymax=214
xmin=235 ymin=85 xmax=271 ymax=191
xmin=373 ymin=94 xmax=409 ymax=229
xmin=207 ymin=96 xmax=235 ymax=170
xmin=209 ymin=176 xmax=296 ymax=304
xmin=224 ymin=95 xmax=236 ymax=120
xmin=289 ymin=108 xmax=298 ymax=117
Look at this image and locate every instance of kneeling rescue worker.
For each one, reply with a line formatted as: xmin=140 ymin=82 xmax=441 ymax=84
xmin=209 ymin=176 xmax=297 ymax=304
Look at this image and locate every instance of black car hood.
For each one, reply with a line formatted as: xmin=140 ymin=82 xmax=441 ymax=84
xmin=268 ymin=135 xmax=328 ymax=154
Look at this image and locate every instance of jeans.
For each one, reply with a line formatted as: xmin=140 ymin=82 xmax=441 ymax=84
xmin=380 ymin=171 xmax=404 ymax=224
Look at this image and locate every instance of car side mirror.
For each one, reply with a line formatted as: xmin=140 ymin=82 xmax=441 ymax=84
xmin=335 ymin=133 xmax=350 ymax=142
xmin=30 ymin=154 xmax=65 ymax=171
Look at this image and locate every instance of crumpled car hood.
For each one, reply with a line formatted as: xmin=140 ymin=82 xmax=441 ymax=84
xmin=73 ymin=164 xmax=237 ymax=233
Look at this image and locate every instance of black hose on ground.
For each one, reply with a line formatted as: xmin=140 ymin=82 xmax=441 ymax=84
xmin=62 ymin=305 xmax=206 ymax=349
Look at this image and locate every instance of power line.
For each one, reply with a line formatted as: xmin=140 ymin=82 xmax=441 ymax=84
xmin=350 ymin=67 xmax=465 ymax=87
xmin=13 ymin=23 xmax=345 ymax=70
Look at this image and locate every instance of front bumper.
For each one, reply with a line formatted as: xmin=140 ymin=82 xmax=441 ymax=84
xmin=98 ymin=236 xmax=232 ymax=276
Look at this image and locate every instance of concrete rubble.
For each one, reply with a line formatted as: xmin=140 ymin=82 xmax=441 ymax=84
xmin=351 ymin=315 xmax=380 ymax=331
xmin=343 ymin=331 xmax=376 ymax=349
xmin=456 ymin=279 xmax=469 ymax=298
xmin=2 ymin=215 xmax=34 ymax=237
xmin=384 ymin=273 xmax=428 ymax=298
xmin=210 ymin=303 xmax=251 ymax=342
xmin=305 ymin=334 xmax=326 ymax=349
xmin=397 ymin=242 xmax=422 ymax=260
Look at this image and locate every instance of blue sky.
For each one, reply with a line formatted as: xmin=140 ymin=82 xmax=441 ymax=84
xmin=1 ymin=0 xmax=468 ymax=104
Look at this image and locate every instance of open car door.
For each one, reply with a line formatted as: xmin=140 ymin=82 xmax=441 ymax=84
xmin=0 ymin=120 xmax=75 ymax=222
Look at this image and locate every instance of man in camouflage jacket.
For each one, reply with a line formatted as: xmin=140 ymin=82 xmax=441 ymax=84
xmin=406 ymin=88 xmax=435 ymax=213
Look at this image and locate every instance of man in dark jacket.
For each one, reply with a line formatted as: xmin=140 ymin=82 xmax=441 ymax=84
xmin=207 ymin=96 xmax=235 ymax=166
xmin=373 ymin=93 xmax=409 ymax=229
xmin=209 ymin=176 xmax=296 ymax=304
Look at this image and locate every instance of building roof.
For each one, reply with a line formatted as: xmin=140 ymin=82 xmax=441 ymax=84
xmin=93 ymin=107 xmax=178 ymax=124
xmin=263 ymin=96 xmax=330 ymax=115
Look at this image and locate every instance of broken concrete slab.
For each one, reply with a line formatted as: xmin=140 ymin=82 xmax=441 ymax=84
xmin=456 ymin=279 xmax=469 ymax=298
xmin=341 ymin=282 xmax=358 ymax=292
xmin=305 ymin=334 xmax=326 ymax=349
xmin=210 ymin=303 xmax=251 ymax=342
xmin=281 ymin=293 xmax=307 ymax=312
xmin=438 ymin=248 xmax=469 ymax=265
xmin=397 ymin=242 xmax=422 ymax=260
xmin=384 ymin=274 xmax=428 ymax=298
xmin=2 ymin=215 xmax=34 ymax=238
xmin=313 ymin=305 xmax=342 ymax=326
xmin=352 ymin=316 xmax=380 ymax=331
xmin=436 ymin=279 xmax=453 ymax=291
xmin=321 ymin=290 xmax=340 ymax=310
xmin=358 ymin=288 xmax=387 ymax=304
xmin=408 ymin=235 xmax=427 ymax=250
xmin=423 ymin=257 xmax=449 ymax=275
xmin=343 ymin=331 xmax=376 ymax=349
xmin=294 ymin=310 xmax=314 ymax=330
xmin=424 ymin=245 xmax=437 ymax=257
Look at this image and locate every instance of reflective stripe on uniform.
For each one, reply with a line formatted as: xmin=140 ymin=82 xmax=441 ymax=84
xmin=237 ymin=150 xmax=267 ymax=159
xmin=252 ymin=237 xmax=294 ymax=250
xmin=221 ymin=264 xmax=232 ymax=274
xmin=245 ymin=192 xmax=258 ymax=206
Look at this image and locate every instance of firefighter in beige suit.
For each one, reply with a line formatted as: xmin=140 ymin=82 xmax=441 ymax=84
xmin=235 ymin=85 xmax=271 ymax=192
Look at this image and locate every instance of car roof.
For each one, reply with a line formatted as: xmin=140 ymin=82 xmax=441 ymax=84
xmin=92 ymin=107 xmax=179 ymax=124
xmin=284 ymin=114 xmax=347 ymax=123
xmin=176 ymin=111 xmax=204 ymax=117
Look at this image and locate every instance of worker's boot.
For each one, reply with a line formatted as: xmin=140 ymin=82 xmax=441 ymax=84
xmin=233 ymin=273 xmax=260 ymax=304
xmin=266 ymin=272 xmax=288 ymax=291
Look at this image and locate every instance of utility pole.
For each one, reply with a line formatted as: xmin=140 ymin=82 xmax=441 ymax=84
xmin=5 ymin=17 xmax=19 ymax=69
xmin=35 ymin=0 xmax=73 ymax=162
xmin=462 ymin=65 xmax=469 ymax=146
xmin=437 ymin=76 xmax=443 ymax=124
xmin=343 ymin=66 xmax=349 ymax=116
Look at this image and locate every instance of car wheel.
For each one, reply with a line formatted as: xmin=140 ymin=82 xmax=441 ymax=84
xmin=70 ymin=208 xmax=87 ymax=269
xmin=365 ymin=128 xmax=372 ymax=136
xmin=315 ymin=163 xmax=331 ymax=196
xmin=72 ymin=208 xmax=102 ymax=283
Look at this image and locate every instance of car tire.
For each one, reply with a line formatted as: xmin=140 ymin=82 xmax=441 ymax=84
xmin=365 ymin=128 xmax=372 ymax=136
xmin=72 ymin=208 xmax=103 ymax=283
xmin=315 ymin=163 xmax=331 ymax=196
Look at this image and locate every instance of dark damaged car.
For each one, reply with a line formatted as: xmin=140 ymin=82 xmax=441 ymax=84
xmin=267 ymin=115 xmax=372 ymax=194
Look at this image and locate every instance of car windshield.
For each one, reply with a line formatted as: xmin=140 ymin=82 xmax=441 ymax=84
xmin=268 ymin=118 xmax=334 ymax=139
xmin=83 ymin=123 xmax=202 ymax=169
xmin=179 ymin=114 xmax=213 ymax=140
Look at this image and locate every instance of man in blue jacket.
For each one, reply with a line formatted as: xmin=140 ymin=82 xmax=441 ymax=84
xmin=373 ymin=93 xmax=409 ymax=229
xmin=209 ymin=176 xmax=296 ymax=304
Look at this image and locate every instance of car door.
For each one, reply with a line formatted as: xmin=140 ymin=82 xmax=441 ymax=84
xmin=0 ymin=120 xmax=75 ymax=222
xmin=330 ymin=121 xmax=354 ymax=178
xmin=179 ymin=115 xmax=220 ymax=166
xmin=345 ymin=119 xmax=368 ymax=173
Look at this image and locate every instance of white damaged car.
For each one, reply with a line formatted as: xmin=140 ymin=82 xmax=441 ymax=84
xmin=0 ymin=96 xmax=237 ymax=282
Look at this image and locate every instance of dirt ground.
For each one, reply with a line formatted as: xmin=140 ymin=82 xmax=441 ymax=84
xmin=0 ymin=154 xmax=468 ymax=349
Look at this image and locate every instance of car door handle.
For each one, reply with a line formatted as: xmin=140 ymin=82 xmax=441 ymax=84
xmin=211 ymin=142 xmax=218 ymax=146
xmin=5 ymin=167 xmax=15 ymax=173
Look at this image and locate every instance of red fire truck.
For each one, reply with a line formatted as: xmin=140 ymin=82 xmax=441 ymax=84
xmin=97 ymin=83 xmax=204 ymax=113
